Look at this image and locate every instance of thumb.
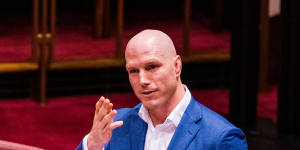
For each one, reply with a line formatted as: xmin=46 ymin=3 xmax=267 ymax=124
xmin=110 ymin=121 xmax=123 ymax=130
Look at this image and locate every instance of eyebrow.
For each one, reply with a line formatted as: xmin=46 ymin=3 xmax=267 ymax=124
xmin=125 ymin=63 xmax=138 ymax=70
xmin=125 ymin=66 xmax=134 ymax=71
xmin=144 ymin=61 xmax=161 ymax=66
xmin=125 ymin=57 xmax=162 ymax=67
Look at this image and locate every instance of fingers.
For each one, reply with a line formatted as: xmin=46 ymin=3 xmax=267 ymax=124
xmin=95 ymin=96 xmax=105 ymax=113
xmin=108 ymin=103 xmax=113 ymax=113
xmin=99 ymin=99 xmax=111 ymax=115
xmin=95 ymin=97 xmax=113 ymax=121
xmin=96 ymin=96 xmax=112 ymax=113
xmin=110 ymin=121 xmax=123 ymax=130
xmin=101 ymin=98 xmax=112 ymax=114
xmin=100 ymin=109 xmax=117 ymax=129
xmin=88 ymin=97 xmax=121 ymax=148
xmin=94 ymin=97 xmax=123 ymax=130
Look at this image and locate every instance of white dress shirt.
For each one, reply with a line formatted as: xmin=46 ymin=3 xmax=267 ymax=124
xmin=139 ymin=86 xmax=191 ymax=150
xmin=83 ymin=85 xmax=191 ymax=150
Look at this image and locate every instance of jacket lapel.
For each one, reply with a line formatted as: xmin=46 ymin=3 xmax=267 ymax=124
xmin=167 ymin=98 xmax=202 ymax=150
xmin=129 ymin=105 xmax=148 ymax=150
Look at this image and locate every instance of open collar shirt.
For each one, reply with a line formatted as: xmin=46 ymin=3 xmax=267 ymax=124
xmin=83 ymin=85 xmax=191 ymax=150
xmin=138 ymin=85 xmax=191 ymax=150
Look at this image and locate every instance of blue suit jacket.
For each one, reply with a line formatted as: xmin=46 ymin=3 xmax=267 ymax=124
xmin=77 ymin=97 xmax=248 ymax=150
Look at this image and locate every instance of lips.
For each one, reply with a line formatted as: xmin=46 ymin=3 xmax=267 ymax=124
xmin=141 ymin=90 xmax=155 ymax=95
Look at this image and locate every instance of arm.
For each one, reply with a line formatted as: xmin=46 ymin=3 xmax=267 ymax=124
xmin=218 ymin=128 xmax=248 ymax=150
xmin=77 ymin=97 xmax=123 ymax=150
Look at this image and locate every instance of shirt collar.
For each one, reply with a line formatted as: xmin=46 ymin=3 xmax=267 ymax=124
xmin=138 ymin=85 xmax=191 ymax=127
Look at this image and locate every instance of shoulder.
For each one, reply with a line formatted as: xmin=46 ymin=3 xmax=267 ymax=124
xmin=187 ymin=97 xmax=233 ymax=127
xmin=199 ymin=102 xmax=235 ymax=129
xmin=188 ymin=98 xmax=247 ymax=149
xmin=188 ymin=97 xmax=237 ymax=130
xmin=113 ymin=103 xmax=142 ymax=121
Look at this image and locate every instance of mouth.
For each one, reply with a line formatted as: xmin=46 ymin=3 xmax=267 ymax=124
xmin=141 ymin=90 xmax=156 ymax=95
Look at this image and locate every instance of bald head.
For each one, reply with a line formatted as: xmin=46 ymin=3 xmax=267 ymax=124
xmin=124 ymin=29 xmax=185 ymax=119
xmin=125 ymin=29 xmax=177 ymax=60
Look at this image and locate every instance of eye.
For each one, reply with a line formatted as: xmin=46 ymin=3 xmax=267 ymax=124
xmin=129 ymin=69 xmax=138 ymax=74
xmin=146 ymin=64 xmax=158 ymax=71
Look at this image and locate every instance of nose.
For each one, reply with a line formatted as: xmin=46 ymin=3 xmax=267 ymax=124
xmin=139 ymin=70 xmax=150 ymax=87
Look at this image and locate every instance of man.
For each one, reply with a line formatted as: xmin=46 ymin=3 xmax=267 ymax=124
xmin=77 ymin=29 xmax=248 ymax=150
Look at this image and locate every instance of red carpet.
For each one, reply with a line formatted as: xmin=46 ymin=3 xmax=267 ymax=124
xmin=0 ymin=14 xmax=230 ymax=62
xmin=0 ymin=86 xmax=277 ymax=149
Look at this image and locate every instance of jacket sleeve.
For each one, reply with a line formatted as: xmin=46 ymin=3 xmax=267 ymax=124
xmin=218 ymin=128 xmax=248 ymax=150
xmin=76 ymin=140 xmax=84 ymax=150
xmin=75 ymin=140 xmax=108 ymax=150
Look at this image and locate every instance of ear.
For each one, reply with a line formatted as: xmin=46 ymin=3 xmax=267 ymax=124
xmin=174 ymin=55 xmax=182 ymax=77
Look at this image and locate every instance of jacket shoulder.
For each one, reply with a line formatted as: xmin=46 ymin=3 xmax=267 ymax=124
xmin=190 ymin=99 xmax=247 ymax=149
xmin=114 ymin=103 xmax=141 ymax=121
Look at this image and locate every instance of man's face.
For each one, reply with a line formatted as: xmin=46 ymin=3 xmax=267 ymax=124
xmin=125 ymin=46 xmax=179 ymax=111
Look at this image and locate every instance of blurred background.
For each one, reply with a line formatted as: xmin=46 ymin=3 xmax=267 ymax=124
xmin=0 ymin=0 xmax=299 ymax=149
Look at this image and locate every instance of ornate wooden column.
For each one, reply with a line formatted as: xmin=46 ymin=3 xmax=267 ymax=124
xmin=32 ymin=0 xmax=56 ymax=104
xmin=116 ymin=0 xmax=124 ymax=58
xmin=182 ymin=0 xmax=191 ymax=57
xmin=94 ymin=0 xmax=111 ymax=39
xmin=94 ymin=0 xmax=105 ymax=39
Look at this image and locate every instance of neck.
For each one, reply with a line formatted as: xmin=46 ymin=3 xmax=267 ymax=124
xmin=149 ymin=84 xmax=186 ymax=127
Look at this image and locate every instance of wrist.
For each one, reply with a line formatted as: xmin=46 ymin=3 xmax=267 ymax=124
xmin=87 ymin=134 xmax=105 ymax=150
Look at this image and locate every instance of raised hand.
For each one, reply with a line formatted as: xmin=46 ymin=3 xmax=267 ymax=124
xmin=87 ymin=96 xmax=123 ymax=150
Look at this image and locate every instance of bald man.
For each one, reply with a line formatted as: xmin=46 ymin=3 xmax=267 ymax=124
xmin=76 ymin=29 xmax=248 ymax=150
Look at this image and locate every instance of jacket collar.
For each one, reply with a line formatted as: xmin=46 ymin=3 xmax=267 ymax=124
xmin=167 ymin=97 xmax=203 ymax=150
xmin=128 ymin=97 xmax=203 ymax=150
xmin=128 ymin=104 xmax=148 ymax=150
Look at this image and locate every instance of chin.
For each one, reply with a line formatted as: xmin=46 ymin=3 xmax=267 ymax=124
xmin=140 ymin=99 xmax=161 ymax=110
